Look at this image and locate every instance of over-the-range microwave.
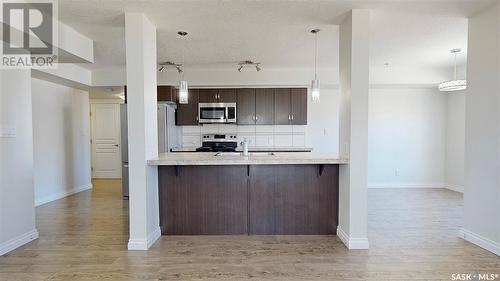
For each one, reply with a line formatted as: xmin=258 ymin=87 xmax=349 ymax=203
xmin=198 ymin=103 xmax=237 ymax=124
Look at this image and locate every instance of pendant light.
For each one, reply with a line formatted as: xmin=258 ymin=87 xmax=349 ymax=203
xmin=438 ymin=48 xmax=467 ymax=92
xmin=178 ymin=31 xmax=189 ymax=104
xmin=310 ymin=29 xmax=321 ymax=101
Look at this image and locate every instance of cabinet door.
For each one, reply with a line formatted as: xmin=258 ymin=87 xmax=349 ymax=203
xmin=218 ymin=88 xmax=237 ymax=102
xmin=176 ymin=89 xmax=199 ymax=125
xmin=157 ymin=86 xmax=176 ymax=102
xmin=291 ymin=88 xmax=307 ymax=125
xmin=274 ymin=88 xmax=291 ymax=125
xmin=237 ymin=88 xmax=255 ymax=125
xmin=255 ymin=88 xmax=274 ymax=125
xmin=199 ymin=89 xmax=218 ymax=103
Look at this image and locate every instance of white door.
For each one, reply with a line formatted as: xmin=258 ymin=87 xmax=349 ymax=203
xmin=90 ymin=103 xmax=121 ymax=178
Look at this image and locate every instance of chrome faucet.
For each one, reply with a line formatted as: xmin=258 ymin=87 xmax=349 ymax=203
xmin=241 ymin=138 xmax=249 ymax=156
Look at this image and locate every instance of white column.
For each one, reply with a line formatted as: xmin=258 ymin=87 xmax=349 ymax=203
xmin=0 ymin=70 xmax=38 ymax=255
xmin=124 ymin=13 xmax=160 ymax=250
xmin=461 ymin=2 xmax=500 ymax=256
xmin=337 ymin=9 xmax=370 ymax=250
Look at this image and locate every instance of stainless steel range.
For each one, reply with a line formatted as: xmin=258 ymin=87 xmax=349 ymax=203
xmin=196 ymin=134 xmax=238 ymax=152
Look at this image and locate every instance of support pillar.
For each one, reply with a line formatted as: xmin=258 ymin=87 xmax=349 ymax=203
xmin=338 ymin=9 xmax=370 ymax=250
xmin=124 ymin=13 xmax=160 ymax=250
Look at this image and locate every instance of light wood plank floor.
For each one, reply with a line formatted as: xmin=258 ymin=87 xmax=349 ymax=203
xmin=0 ymin=180 xmax=498 ymax=281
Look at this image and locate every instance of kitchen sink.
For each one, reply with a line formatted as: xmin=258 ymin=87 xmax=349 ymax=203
xmin=213 ymin=152 xmax=241 ymax=157
xmin=247 ymin=152 xmax=275 ymax=156
xmin=214 ymin=152 xmax=275 ymax=157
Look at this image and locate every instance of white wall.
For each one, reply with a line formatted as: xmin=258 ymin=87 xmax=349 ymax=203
xmin=0 ymin=70 xmax=38 ymax=256
xmin=445 ymin=91 xmax=466 ymax=192
xmin=368 ymin=87 xmax=447 ymax=188
xmin=31 ymin=78 xmax=92 ymax=206
xmin=461 ymin=1 xmax=500 ymax=256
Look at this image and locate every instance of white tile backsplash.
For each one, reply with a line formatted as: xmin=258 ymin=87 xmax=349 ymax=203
xmin=292 ymin=134 xmax=306 ymax=147
xmin=256 ymin=135 xmax=274 ymax=146
xmin=292 ymin=125 xmax=306 ymax=133
xmin=200 ymin=124 xmax=220 ymax=134
xmin=219 ymin=124 xmax=238 ymax=133
xmin=274 ymin=134 xmax=293 ymax=146
xmin=182 ymin=135 xmax=201 ymax=147
xmin=255 ymin=125 xmax=274 ymax=133
xmin=237 ymin=134 xmax=256 ymax=146
xmin=237 ymin=125 xmax=256 ymax=133
xmin=180 ymin=124 xmax=307 ymax=148
xmin=182 ymin=126 xmax=201 ymax=135
xmin=274 ymin=125 xmax=293 ymax=133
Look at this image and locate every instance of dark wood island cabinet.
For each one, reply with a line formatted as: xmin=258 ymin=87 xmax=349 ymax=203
xmin=158 ymin=164 xmax=339 ymax=235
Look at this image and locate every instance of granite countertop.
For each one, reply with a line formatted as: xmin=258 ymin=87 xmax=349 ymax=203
xmin=148 ymin=152 xmax=348 ymax=166
xmin=170 ymin=146 xmax=314 ymax=152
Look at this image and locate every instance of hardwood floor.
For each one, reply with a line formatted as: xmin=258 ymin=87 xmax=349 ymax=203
xmin=0 ymin=180 xmax=498 ymax=281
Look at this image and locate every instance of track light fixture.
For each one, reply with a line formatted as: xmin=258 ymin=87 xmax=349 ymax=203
xmin=237 ymin=60 xmax=262 ymax=72
xmin=158 ymin=61 xmax=183 ymax=73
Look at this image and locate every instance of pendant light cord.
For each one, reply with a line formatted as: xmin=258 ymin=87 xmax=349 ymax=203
xmin=181 ymin=38 xmax=185 ymax=80
xmin=314 ymin=32 xmax=318 ymax=80
xmin=453 ymin=51 xmax=457 ymax=80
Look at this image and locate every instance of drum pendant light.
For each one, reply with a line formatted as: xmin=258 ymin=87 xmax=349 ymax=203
xmin=310 ymin=29 xmax=321 ymax=101
xmin=438 ymin=48 xmax=467 ymax=92
xmin=178 ymin=31 xmax=189 ymax=104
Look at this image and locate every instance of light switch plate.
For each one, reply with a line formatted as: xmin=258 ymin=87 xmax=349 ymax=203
xmin=0 ymin=126 xmax=17 ymax=138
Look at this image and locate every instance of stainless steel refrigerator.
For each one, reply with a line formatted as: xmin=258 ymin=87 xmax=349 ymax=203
xmin=120 ymin=102 xmax=180 ymax=199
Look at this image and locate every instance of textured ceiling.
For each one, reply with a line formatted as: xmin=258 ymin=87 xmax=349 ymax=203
xmin=57 ymin=0 xmax=493 ymax=71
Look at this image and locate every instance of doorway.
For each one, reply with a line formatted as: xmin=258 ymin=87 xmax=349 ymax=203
xmin=90 ymin=103 xmax=122 ymax=178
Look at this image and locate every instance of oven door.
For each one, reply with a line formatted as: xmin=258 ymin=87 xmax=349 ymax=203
xmin=198 ymin=103 xmax=227 ymax=123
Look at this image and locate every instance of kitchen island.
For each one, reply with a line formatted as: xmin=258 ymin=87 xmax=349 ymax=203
xmin=148 ymin=152 xmax=347 ymax=236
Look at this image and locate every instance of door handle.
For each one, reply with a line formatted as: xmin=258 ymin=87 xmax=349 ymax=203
xmin=113 ymin=144 xmax=119 ymax=147
xmin=288 ymin=114 xmax=291 ymax=121
xmin=291 ymin=115 xmax=294 ymax=121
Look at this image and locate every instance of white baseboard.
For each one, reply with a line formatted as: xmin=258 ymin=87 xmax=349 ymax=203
xmin=337 ymin=226 xmax=369 ymax=250
xmin=35 ymin=183 xmax=93 ymax=207
xmin=460 ymin=228 xmax=500 ymax=256
xmin=445 ymin=184 xmax=464 ymax=193
xmin=128 ymin=226 xmax=161 ymax=251
xmin=368 ymin=182 xmax=446 ymax=189
xmin=0 ymin=229 xmax=39 ymax=256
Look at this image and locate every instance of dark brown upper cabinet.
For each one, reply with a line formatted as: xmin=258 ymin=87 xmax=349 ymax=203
xmin=157 ymin=86 xmax=177 ymax=102
xmin=274 ymin=88 xmax=307 ymax=125
xmin=237 ymin=88 xmax=275 ymax=125
xmin=290 ymin=88 xmax=307 ymax=125
xmin=218 ymin=89 xmax=237 ymax=102
xmin=255 ymin=88 xmax=275 ymax=125
xmin=198 ymin=89 xmax=218 ymax=103
xmin=199 ymin=89 xmax=236 ymax=103
xmin=237 ymin=88 xmax=256 ymax=125
xmin=274 ymin=88 xmax=292 ymax=125
xmin=175 ymin=89 xmax=199 ymax=126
